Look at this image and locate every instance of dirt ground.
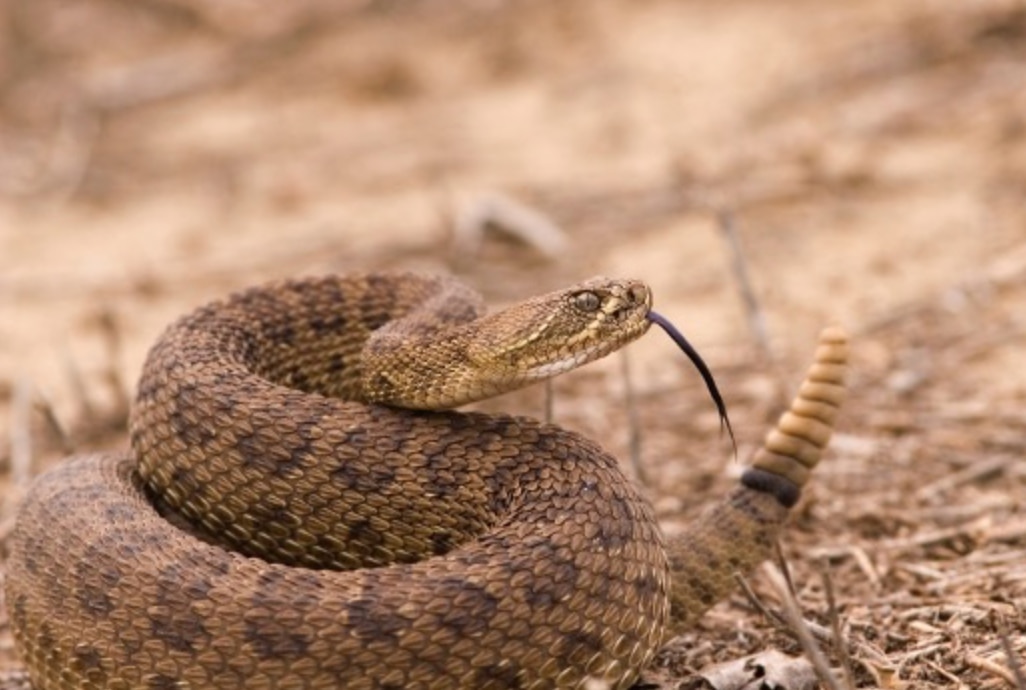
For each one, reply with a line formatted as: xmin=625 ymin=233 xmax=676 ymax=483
xmin=1 ymin=0 xmax=1024 ymax=687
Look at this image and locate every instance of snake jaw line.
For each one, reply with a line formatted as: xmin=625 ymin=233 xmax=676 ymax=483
xmin=522 ymin=342 xmax=610 ymax=380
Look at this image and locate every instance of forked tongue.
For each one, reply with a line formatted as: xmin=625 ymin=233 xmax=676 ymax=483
xmin=647 ymin=311 xmax=737 ymax=456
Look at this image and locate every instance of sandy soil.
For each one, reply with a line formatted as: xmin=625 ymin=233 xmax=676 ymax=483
xmin=1 ymin=1 xmax=1024 ymax=687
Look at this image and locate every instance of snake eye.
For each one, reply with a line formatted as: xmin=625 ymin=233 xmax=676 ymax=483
xmin=572 ymin=291 xmax=602 ymax=313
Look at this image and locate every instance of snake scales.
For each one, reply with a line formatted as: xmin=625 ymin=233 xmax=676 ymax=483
xmin=5 ymin=273 xmax=847 ymax=690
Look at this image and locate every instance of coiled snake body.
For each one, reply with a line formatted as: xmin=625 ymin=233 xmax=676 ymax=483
xmin=5 ymin=273 xmax=847 ymax=689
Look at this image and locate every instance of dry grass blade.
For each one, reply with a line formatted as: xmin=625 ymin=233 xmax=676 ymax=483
xmin=33 ymin=391 xmax=74 ymax=456
xmin=915 ymin=455 xmax=1014 ymax=500
xmin=735 ymin=573 xmax=790 ymax=632
xmin=999 ymin=625 xmax=1026 ymax=690
xmin=735 ymin=571 xmax=835 ymax=645
xmin=97 ymin=308 xmax=130 ymax=415
xmin=62 ymin=348 xmax=96 ymax=423
xmin=965 ymin=652 xmax=1021 ymax=689
xmin=8 ymin=379 xmax=33 ymax=489
xmin=717 ymin=210 xmax=772 ymax=362
xmin=821 ymin=567 xmax=856 ymax=689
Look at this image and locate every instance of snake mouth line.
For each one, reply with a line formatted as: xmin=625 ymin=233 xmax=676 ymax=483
xmin=524 ymin=342 xmax=612 ymax=379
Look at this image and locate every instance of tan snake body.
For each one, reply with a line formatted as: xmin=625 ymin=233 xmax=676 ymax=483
xmin=4 ymin=273 xmax=847 ymax=689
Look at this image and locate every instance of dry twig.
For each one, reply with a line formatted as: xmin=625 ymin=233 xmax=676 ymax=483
xmin=965 ymin=652 xmax=1020 ymax=689
xmin=822 ymin=567 xmax=856 ymax=689
xmin=998 ymin=624 xmax=1026 ymax=690
xmin=763 ymin=563 xmax=848 ymax=690
xmin=452 ymin=193 xmax=568 ymax=261
xmin=33 ymin=390 xmax=74 ymax=456
xmin=97 ymin=308 xmax=130 ymax=415
xmin=717 ymin=211 xmax=772 ymax=361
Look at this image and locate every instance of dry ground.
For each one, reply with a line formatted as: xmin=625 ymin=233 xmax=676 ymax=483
xmin=0 ymin=1 xmax=1024 ymax=687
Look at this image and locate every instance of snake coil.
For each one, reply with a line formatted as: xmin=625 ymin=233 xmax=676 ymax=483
xmin=5 ymin=274 xmax=847 ymax=690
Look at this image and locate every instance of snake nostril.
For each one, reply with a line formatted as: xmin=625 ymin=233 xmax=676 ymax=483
xmin=629 ymin=284 xmax=648 ymax=306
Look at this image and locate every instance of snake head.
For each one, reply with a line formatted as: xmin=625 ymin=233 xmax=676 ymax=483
xmin=467 ymin=277 xmax=653 ymax=386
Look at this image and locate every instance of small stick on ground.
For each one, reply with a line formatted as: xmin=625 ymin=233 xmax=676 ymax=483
xmin=451 ymin=192 xmax=568 ymax=261
xmin=620 ymin=350 xmax=647 ymax=486
xmin=735 ymin=573 xmax=790 ymax=632
xmin=774 ymin=539 xmax=798 ymax=599
xmin=926 ymin=660 xmax=969 ymax=688
xmin=998 ymin=623 xmax=1026 ymax=690
xmin=764 ymin=563 xmax=848 ymax=690
xmin=735 ymin=572 xmax=835 ymax=645
xmin=965 ymin=652 xmax=1021 ymax=688
xmin=822 ymin=565 xmax=857 ymax=689
xmin=915 ymin=455 xmax=1013 ymax=500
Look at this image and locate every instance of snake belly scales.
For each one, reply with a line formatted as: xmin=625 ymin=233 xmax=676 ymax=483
xmin=5 ymin=273 xmax=848 ymax=690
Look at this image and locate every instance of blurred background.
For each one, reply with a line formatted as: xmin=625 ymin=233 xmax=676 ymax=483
xmin=1 ymin=1 xmax=1024 ymax=686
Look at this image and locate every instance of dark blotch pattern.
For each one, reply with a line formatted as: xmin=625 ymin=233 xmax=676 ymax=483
xmin=3 ymin=276 xmax=847 ymax=690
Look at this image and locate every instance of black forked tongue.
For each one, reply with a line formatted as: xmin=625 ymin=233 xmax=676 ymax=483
xmin=647 ymin=311 xmax=737 ymax=457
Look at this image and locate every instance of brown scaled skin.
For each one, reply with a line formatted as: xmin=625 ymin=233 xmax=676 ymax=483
xmin=5 ymin=273 xmax=847 ymax=690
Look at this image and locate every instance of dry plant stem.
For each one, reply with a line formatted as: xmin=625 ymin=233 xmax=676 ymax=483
xmin=620 ymin=349 xmax=647 ymax=486
xmin=717 ymin=210 xmax=771 ymax=361
xmin=43 ymin=104 xmax=101 ymax=205
xmin=9 ymin=378 xmax=33 ymax=487
xmin=966 ymin=652 xmax=1021 ymax=688
xmin=812 ymin=519 xmax=993 ymax=561
xmin=33 ymin=390 xmax=74 ymax=456
xmin=915 ymin=455 xmax=1013 ymax=500
xmin=822 ymin=566 xmax=856 ymax=690
xmin=896 ymin=642 xmax=952 ymax=679
xmin=763 ymin=563 xmax=847 ymax=690
xmin=97 ymin=308 xmax=130 ymax=414
xmin=62 ymin=348 xmax=96 ymax=422
xmin=926 ymin=660 xmax=968 ymax=688
xmin=774 ymin=540 xmax=797 ymax=600
xmin=734 ymin=572 xmax=835 ymax=645
xmin=452 ymin=193 xmax=568 ymax=260
xmin=999 ymin=626 xmax=1026 ymax=690
xmin=735 ymin=573 xmax=790 ymax=631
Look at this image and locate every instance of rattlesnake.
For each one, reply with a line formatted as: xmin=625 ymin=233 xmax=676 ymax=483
xmin=5 ymin=273 xmax=847 ymax=689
